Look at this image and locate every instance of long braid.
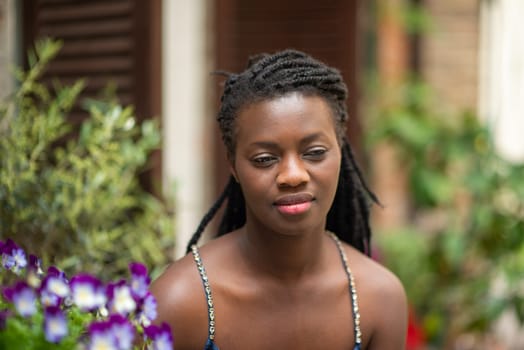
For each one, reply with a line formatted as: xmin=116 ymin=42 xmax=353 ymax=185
xmin=216 ymin=179 xmax=246 ymax=237
xmin=186 ymin=49 xmax=378 ymax=254
xmin=326 ymin=138 xmax=379 ymax=255
xmin=185 ymin=176 xmax=234 ymax=254
xmin=343 ymin=140 xmax=381 ymax=206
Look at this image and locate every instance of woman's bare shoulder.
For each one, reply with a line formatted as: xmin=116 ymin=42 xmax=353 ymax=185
xmin=345 ymin=245 xmax=405 ymax=297
xmin=344 ymin=244 xmax=408 ymax=349
xmin=151 ymin=236 xmax=232 ymax=303
xmin=149 ymin=235 xmax=238 ymax=348
xmin=150 ymin=253 xmax=201 ymax=310
xmin=149 ymin=253 xmax=209 ymax=349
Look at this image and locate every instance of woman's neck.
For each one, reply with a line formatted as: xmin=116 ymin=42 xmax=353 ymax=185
xmin=237 ymin=221 xmax=329 ymax=283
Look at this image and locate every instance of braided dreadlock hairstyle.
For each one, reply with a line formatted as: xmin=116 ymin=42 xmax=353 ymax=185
xmin=186 ymin=49 xmax=379 ymax=255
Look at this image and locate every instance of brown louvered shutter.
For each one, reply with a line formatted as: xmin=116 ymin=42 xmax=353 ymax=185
xmin=22 ymin=0 xmax=162 ymax=190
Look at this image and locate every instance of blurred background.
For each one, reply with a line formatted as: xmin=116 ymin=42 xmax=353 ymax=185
xmin=1 ymin=0 xmax=523 ymax=349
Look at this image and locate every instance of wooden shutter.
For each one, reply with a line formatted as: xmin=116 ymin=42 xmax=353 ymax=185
xmin=22 ymin=0 xmax=162 ymax=190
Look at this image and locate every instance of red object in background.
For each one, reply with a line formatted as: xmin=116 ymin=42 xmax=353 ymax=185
xmin=406 ymin=307 xmax=426 ymax=350
xmin=371 ymin=246 xmax=426 ymax=349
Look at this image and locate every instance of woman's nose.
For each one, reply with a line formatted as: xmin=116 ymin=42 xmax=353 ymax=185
xmin=276 ymin=155 xmax=310 ymax=188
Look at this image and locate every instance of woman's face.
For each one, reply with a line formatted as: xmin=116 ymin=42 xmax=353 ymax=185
xmin=231 ymin=92 xmax=342 ymax=235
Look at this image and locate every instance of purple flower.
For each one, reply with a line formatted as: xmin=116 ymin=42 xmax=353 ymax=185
xmin=29 ymin=254 xmax=43 ymax=273
xmin=87 ymin=320 xmax=118 ymax=350
xmin=1 ymin=254 xmax=14 ymax=270
xmin=41 ymin=274 xmax=70 ymax=298
xmin=129 ymin=262 xmax=150 ymax=299
xmin=108 ymin=314 xmax=135 ymax=350
xmin=86 ymin=316 xmax=136 ymax=350
xmin=40 ymin=289 xmax=61 ymax=308
xmin=47 ymin=266 xmax=68 ymax=282
xmin=2 ymin=285 xmax=14 ymax=302
xmin=11 ymin=248 xmax=27 ymax=274
xmin=1 ymin=239 xmax=27 ymax=274
xmin=44 ymin=306 xmax=68 ymax=343
xmin=107 ymin=280 xmax=136 ymax=316
xmin=70 ymin=274 xmax=107 ymax=312
xmin=26 ymin=254 xmax=44 ymax=288
xmin=144 ymin=323 xmax=173 ymax=350
xmin=0 ymin=239 xmax=15 ymax=269
xmin=136 ymin=291 xmax=157 ymax=327
xmin=9 ymin=281 xmax=37 ymax=317
xmin=41 ymin=266 xmax=71 ymax=306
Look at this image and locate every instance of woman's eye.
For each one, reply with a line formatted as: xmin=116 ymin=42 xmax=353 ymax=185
xmin=251 ymin=155 xmax=277 ymax=167
xmin=304 ymin=148 xmax=327 ymax=160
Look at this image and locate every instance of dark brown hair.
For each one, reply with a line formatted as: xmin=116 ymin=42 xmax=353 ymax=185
xmin=186 ymin=49 xmax=378 ymax=255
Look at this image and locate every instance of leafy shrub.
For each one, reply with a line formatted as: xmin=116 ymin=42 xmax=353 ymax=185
xmin=368 ymin=81 xmax=524 ymax=346
xmin=0 ymin=39 xmax=174 ymax=280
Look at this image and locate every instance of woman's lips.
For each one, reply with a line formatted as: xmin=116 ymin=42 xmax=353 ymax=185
xmin=274 ymin=193 xmax=314 ymax=215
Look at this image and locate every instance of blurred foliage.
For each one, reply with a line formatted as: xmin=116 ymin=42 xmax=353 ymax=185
xmin=0 ymin=38 xmax=174 ymax=280
xmin=374 ymin=0 xmax=432 ymax=34
xmin=367 ymin=80 xmax=524 ymax=346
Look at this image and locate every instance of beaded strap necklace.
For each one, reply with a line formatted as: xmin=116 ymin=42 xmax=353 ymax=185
xmin=329 ymin=231 xmax=363 ymax=349
xmin=191 ymin=231 xmax=363 ymax=350
xmin=191 ymin=245 xmax=216 ymax=341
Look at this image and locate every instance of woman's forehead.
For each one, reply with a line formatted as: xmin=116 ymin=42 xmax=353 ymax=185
xmin=237 ymin=93 xmax=333 ymax=122
xmin=234 ymin=93 xmax=337 ymax=143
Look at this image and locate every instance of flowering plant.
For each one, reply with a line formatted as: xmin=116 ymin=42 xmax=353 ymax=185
xmin=0 ymin=239 xmax=172 ymax=350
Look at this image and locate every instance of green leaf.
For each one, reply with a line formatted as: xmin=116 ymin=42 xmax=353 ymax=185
xmin=0 ymin=38 xmax=174 ymax=280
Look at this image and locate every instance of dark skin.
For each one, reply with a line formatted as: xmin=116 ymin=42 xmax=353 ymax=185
xmin=151 ymin=93 xmax=408 ymax=349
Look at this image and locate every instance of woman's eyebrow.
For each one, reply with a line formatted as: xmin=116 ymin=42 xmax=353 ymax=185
xmin=300 ymin=132 xmax=325 ymax=145
xmin=248 ymin=141 xmax=279 ymax=149
xmin=248 ymin=133 xmax=327 ymax=149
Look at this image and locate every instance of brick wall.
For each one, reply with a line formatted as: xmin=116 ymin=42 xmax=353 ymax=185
xmin=421 ymin=0 xmax=480 ymax=114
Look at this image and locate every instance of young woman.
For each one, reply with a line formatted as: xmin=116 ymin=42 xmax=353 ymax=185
xmin=150 ymin=50 xmax=407 ymax=350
